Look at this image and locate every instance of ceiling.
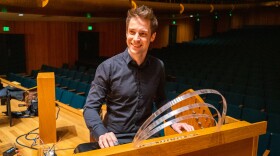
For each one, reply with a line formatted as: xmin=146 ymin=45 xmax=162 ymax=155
xmin=0 ymin=12 xmax=122 ymax=23
xmin=0 ymin=0 xmax=279 ymax=23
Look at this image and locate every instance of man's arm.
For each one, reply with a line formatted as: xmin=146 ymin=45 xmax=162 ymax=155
xmin=83 ymin=63 xmax=119 ymax=148
xmin=83 ymin=64 xmax=110 ymax=141
xmin=83 ymin=83 xmax=109 ymax=140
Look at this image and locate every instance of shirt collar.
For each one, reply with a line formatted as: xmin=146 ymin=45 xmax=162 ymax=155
xmin=123 ymin=48 xmax=150 ymax=68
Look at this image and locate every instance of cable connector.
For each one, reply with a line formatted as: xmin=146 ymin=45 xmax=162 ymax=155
xmin=3 ymin=147 xmax=17 ymax=156
xmin=44 ymin=149 xmax=56 ymax=156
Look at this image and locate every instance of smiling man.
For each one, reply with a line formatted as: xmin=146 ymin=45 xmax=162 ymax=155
xmin=83 ymin=5 xmax=194 ymax=150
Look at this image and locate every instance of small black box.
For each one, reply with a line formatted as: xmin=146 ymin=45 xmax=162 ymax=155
xmin=3 ymin=147 xmax=17 ymax=156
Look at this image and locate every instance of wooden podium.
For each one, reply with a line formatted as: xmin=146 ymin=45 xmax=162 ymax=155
xmin=37 ymin=72 xmax=56 ymax=144
xmin=75 ymin=117 xmax=267 ymax=156
xmin=74 ymin=88 xmax=267 ymax=156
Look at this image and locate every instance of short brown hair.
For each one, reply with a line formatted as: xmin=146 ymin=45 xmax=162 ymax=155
xmin=126 ymin=5 xmax=158 ymax=34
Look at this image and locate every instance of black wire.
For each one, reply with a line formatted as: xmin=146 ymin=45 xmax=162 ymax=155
xmin=56 ymin=104 xmax=60 ymax=120
xmin=16 ymin=127 xmax=39 ymax=150
xmin=15 ymin=104 xmax=61 ymax=150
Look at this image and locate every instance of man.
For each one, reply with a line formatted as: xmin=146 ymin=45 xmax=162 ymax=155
xmin=83 ymin=5 xmax=194 ymax=149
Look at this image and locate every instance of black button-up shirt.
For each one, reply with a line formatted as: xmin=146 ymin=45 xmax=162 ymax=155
xmin=83 ymin=48 xmax=166 ymax=144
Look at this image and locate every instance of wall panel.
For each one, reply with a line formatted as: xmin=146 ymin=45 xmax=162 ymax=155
xmin=217 ymin=14 xmax=231 ymax=33
xmin=200 ymin=16 xmax=214 ymax=38
xmin=244 ymin=8 xmax=280 ymax=26
xmin=152 ymin=20 xmax=169 ymax=49
xmin=0 ymin=21 xmax=79 ymax=74
xmin=177 ymin=18 xmax=195 ymax=43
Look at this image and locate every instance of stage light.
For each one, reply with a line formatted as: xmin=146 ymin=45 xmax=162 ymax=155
xmin=3 ymin=26 xmax=10 ymax=32
xmin=172 ymin=20 xmax=176 ymax=25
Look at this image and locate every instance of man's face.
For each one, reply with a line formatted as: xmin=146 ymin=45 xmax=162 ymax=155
xmin=126 ymin=16 xmax=156 ymax=56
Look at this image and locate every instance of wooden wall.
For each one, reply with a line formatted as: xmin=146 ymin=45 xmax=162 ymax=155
xmin=152 ymin=20 xmax=170 ymax=49
xmin=177 ymin=18 xmax=195 ymax=43
xmin=217 ymin=14 xmax=231 ymax=33
xmin=0 ymin=8 xmax=278 ymax=74
xmin=0 ymin=21 xmax=80 ymax=73
xmin=78 ymin=21 xmax=127 ymax=57
xmin=230 ymin=8 xmax=280 ymax=28
xmin=243 ymin=8 xmax=280 ymax=26
xmin=0 ymin=20 xmax=127 ymax=73
xmin=199 ymin=16 xmax=215 ymax=38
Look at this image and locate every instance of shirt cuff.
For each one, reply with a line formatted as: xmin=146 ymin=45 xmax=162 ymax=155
xmin=91 ymin=125 xmax=109 ymax=141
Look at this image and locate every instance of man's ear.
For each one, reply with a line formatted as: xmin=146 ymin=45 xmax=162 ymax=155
xmin=150 ymin=32 xmax=156 ymax=42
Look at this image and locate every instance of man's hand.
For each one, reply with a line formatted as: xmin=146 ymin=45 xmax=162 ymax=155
xmin=171 ymin=123 xmax=194 ymax=133
xmin=98 ymin=132 xmax=119 ymax=148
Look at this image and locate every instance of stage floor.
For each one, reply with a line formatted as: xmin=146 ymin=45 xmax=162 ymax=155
xmin=0 ymin=98 xmax=89 ymax=156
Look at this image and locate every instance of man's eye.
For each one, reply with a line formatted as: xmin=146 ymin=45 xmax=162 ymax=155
xmin=140 ymin=33 xmax=147 ymax=37
xmin=129 ymin=31 xmax=135 ymax=35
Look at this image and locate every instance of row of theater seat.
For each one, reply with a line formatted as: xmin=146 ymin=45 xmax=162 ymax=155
xmin=166 ymin=90 xmax=280 ymax=114
xmin=6 ymin=72 xmax=90 ymax=109
xmin=155 ymin=27 xmax=280 ymax=155
xmin=166 ymin=80 xmax=280 ymax=99
xmin=41 ymin=64 xmax=96 ymax=77
xmin=56 ymin=87 xmax=86 ymax=109
xmin=40 ymin=65 xmax=96 ymax=84
xmin=7 ymin=73 xmax=37 ymax=88
xmin=55 ymin=76 xmax=91 ymax=95
xmin=258 ymin=132 xmax=280 ymax=156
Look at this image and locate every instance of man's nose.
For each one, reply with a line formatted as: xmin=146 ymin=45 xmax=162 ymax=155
xmin=133 ymin=33 xmax=140 ymax=40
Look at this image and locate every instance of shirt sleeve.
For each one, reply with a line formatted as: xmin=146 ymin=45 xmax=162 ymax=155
xmin=83 ymin=62 xmax=110 ymax=141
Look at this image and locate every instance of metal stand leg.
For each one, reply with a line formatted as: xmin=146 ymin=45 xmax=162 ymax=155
xmin=6 ymin=95 xmax=13 ymax=127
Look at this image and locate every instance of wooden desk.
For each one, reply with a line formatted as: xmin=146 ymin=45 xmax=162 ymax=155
xmin=74 ymin=117 xmax=267 ymax=156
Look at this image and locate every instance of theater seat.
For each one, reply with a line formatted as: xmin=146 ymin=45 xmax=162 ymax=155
xmin=70 ymin=94 xmax=86 ymax=109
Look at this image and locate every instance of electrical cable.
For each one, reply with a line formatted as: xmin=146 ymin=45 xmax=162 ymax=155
xmin=15 ymin=127 xmax=39 ymax=150
xmin=15 ymin=104 xmax=61 ymax=150
xmin=56 ymin=104 xmax=60 ymax=120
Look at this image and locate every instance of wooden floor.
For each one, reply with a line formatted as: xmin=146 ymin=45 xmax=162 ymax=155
xmin=0 ymin=97 xmax=90 ymax=156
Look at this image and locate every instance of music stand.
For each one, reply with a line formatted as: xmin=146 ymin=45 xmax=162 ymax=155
xmin=4 ymin=88 xmax=26 ymax=127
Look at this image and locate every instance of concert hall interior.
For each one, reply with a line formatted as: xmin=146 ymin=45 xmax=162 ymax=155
xmin=0 ymin=0 xmax=279 ymax=156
